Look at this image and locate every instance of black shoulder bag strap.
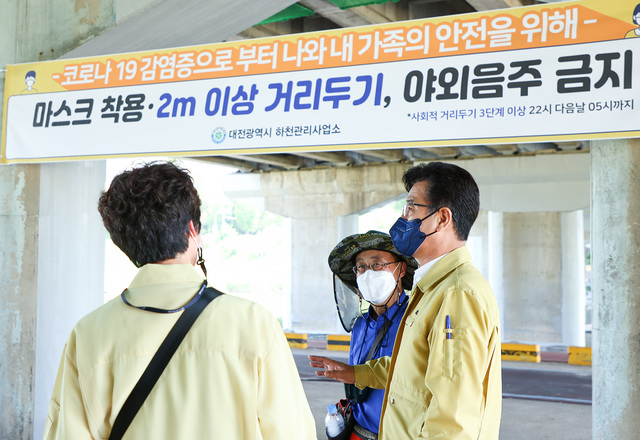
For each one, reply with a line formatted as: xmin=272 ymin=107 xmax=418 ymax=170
xmin=109 ymin=286 xmax=223 ymax=440
xmin=364 ymin=318 xmax=393 ymax=362
xmin=344 ymin=318 xmax=394 ymax=403
xmin=364 ymin=296 xmax=408 ymax=362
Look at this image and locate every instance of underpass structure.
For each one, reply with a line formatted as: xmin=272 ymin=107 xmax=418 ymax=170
xmin=1 ymin=1 xmax=639 ymax=439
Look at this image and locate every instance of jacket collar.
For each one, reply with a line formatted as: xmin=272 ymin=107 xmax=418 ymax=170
xmin=124 ymin=264 xmax=205 ymax=310
xmin=128 ymin=263 xmax=203 ymax=288
xmin=414 ymin=246 xmax=471 ymax=293
xmin=364 ymin=291 xmax=407 ymax=323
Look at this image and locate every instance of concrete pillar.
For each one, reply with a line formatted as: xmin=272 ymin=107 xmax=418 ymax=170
xmin=487 ymin=211 xmax=505 ymax=339
xmin=33 ymin=162 xmax=106 ymax=440
xmin=0 ymin=162 xmax=105 ymax=440
xmin=503 ymin=212 xmax=562 ymax=343
xmin=0 ymin=1 xmax=116 ymax=437
xmin=291 ymin=215 xmax=342 ymax=332
xmin=468 ymin=210 xmax=488 ymax=278
xmin=591 ymin=142 xmax=640 ymax=440
xmin=337 ymin=214 xmax=359 ymax=243
xmin=561 ymin=210 xmax=586 ymax=347
xmin=0 ymin=165 xmax=40 ymax=440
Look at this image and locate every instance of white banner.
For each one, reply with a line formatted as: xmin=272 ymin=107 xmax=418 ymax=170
xmin=6 ymin=38 xmax=638 ymax=162
xmin=3 ymin=0 xmax=640 ymax=163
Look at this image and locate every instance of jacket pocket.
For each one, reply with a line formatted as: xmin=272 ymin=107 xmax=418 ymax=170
xmin=43 ymin=399 xmax=60 ymax=440
xmin=442 ymin=337 xmax=462 ymax=380
xmin=385 ymin=389 xmax=428 ymax=438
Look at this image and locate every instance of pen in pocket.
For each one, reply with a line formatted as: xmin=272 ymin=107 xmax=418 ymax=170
xmin=446 ymin=315 xmax=451 ymax=339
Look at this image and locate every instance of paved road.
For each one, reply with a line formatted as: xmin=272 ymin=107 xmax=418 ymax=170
xmin=503 ymin=367 xmax=591 ymax=404
xmin=295 ymin=352 xmax=592 ymax=404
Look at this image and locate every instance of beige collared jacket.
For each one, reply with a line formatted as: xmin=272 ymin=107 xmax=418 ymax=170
xmin=354 ymin=246 xmax=502 ymax=440
xmin=44 ymin=264 xmax=316 ymax=440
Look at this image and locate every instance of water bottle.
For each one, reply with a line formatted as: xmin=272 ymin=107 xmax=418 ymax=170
xmin=325 ymin=404 xmax=345 ymax=438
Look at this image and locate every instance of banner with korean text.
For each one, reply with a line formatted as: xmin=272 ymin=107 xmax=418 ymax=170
xmin=2 ymin=0 xmax=640 ymax=163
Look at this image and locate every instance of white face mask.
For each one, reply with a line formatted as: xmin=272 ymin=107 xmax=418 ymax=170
xmin=356 ymin=265 xmax=400 ymax=305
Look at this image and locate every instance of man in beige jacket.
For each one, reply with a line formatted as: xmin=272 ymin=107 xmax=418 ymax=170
xmin=311 ymin=162 xmax=501 ymax=439
xmin=44 ymin=161 xmax=316 ymax=439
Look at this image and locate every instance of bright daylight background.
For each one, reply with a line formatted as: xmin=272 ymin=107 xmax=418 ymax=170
xmin=103 ymin=157 xmax=405 ymax=329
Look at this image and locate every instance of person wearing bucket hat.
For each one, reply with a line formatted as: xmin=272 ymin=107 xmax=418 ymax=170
xmin=311 ymin=162 xmax=501 ymax=440
xmin=327 ymin=231 xmax=417 ymax=440
xmin=328 ymin=231 xmax=418 ymax=312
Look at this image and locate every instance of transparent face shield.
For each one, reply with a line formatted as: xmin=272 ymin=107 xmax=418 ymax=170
xmin=333 ymin=274 xmax=369 ymax=332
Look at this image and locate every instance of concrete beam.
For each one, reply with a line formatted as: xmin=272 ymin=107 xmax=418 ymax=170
xmin=358 ymin=149 xmax=406 ymax=162
xmin=294 ymin=151 xmax=353 ymax=165
xmin=350 ymin=5 xmax=392 ymax=24
xmin=225 ymin=162 xmax=411 ymax=218
xmin=299 ymin=0 xmax=372 ymax=27
xmin=227 ymin=153 xmax=304 ymax=170
xmin=191 ymin=156 xmax=261 ymax=171
xmin=62 ymin=0 xmax=299 ymax=58
xmin=466 ymin=0 xmax=530 ymax=11
xmin=237 ymin=26 xmax=281 ymax=39
xmin=440 ymin=153 xmax=590 ymax=212
xmin=421 ymin=147 xmax=460 ymax=159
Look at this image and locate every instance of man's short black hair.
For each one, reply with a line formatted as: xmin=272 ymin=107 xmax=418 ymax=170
xmin=98 ymin=161 xmax=201 ymax=267
xmin=402 ymin=162 xmax=479 ymax=241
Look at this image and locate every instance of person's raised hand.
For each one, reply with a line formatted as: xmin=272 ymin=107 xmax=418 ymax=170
xmin=308 ymin=355 xmax=355 ymax=384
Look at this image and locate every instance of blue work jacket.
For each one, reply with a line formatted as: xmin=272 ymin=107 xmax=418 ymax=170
xmin=349 ymin=292 xmax=408 ymax=434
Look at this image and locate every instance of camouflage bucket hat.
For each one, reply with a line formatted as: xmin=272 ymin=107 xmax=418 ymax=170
xmin=328 ymin=230 xmax=418 ymax=291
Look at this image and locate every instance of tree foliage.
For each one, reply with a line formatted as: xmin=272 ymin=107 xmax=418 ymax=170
xmin=226 ymin=201 xmax=282 ymax=235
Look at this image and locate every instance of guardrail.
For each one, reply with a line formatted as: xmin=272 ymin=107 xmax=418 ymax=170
xmin=501 ymin=343 xmax=541 ymax=362
xmin=285 ymin=332 xmax=308 ymax=349
xmin=291 ymin=334 xmax=592 ymax=365
xmin=568 ymin=346 xmax=592 ymax=365
xmin=326 ymin=334 xmax=351 ymax=351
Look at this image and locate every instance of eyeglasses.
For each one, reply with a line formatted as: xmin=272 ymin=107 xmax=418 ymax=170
xmin=401 ymin=201 xmax=431 ymax=217
xmin=352 ymin=261 xmax=399 ymax=275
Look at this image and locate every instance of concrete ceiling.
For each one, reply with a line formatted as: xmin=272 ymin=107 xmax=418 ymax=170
xmin=65 ymin=0 xmax=587 ymax=172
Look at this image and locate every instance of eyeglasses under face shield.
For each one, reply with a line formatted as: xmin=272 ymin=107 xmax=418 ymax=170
xmin=351 ymin=261 xmax=400 ymax=275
